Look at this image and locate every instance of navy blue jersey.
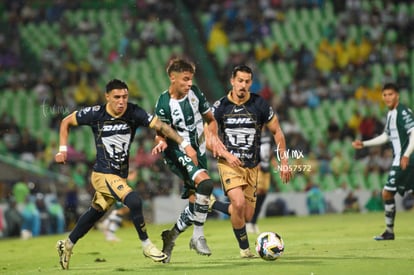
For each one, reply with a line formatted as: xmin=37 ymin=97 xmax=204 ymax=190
xmin=212 ymin=93 xmax=275 ymax=168
xmin=259 ymin=128 xmax=273 ymax=172
xmin=76 ymin=103 xmax=154 ymax=178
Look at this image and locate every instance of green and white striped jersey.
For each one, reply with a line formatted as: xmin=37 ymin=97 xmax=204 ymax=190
xmin=384 ymin=103 xmax=414 ymax=166
xmin=155 ymin=85 xmax=211 ymax=155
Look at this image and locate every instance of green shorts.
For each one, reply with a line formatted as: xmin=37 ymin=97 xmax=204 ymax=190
xmin=163 ymin=148 xmax=208 ymax=199
xmin=385 ymin=165 xmax=414 ymax=196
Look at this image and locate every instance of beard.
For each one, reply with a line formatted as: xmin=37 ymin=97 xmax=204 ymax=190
xmin=237 ymin=89 xmax=247 ymax=99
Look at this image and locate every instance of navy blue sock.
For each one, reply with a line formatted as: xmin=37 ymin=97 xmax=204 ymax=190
xmin=124 ymin=192 xmax=148 ymax=240
xmin=233 ymin=226 xmax=249 ymax=249
xmin=69 ymin=206 xmax=105 ymax=244
xmin=212 ymin=200 xmax=230 ymax=216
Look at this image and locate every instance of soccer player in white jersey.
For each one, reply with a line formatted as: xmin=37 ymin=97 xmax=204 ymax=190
xmin=151 ymin=58 xmax=227 ymax=263
xmin=352 ymin=83 xmax=414 ymax=240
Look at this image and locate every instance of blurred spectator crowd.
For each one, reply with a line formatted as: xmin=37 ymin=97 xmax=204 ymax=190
xmin=1 ymin=0 xmax=414 ymax=237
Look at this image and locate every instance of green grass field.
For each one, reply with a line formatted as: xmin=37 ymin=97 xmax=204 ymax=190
xmin=1 ymin=211 xmax=414 ymax=275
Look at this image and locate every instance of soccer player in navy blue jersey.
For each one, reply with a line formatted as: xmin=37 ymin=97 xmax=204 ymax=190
xmin=209 ymin=65 xmax=292 ymax=257
xmin=55 ymin=79 xmax=197 ymax=269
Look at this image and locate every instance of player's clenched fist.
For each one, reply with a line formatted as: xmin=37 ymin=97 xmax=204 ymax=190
xmin=55 ymin=152 xmax=67 ymax=164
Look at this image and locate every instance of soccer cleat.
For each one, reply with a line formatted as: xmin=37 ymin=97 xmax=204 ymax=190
xmin=143 ymin=242 xmax=168 ymax=262
xmin=240 ymin=247 xmax=257 ymax=258
xmin=208 ymin=194 xmax=216 ymax=212
xmin=374 ymin=231 xmax=395 ymax=241
xmin=161 ymin=230 xmax=176 ymax=263
xmin=189 ymin=236 xmax=212 ymax=256
xmin=56 ymin=240 xmax=72 ymax=270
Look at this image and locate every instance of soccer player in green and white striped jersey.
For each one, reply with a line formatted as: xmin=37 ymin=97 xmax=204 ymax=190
xmin=352 ymin=83 xmax=414 ymax=240
xmin=151 ymin=58 xmax=231 ymax=263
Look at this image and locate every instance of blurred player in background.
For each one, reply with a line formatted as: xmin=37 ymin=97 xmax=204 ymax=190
xmin=352 ymin=83 xmax=414 ymax=240
xmin=101 ymin=203 xmax=127 ymax=241
xmin=246 ymin=126 xmax=273 ymax=234
xmin=151 ymin=58 xmax=226 ymax=263
xmin=210 ymin=65 xmax=292 ymax=258
xmin=55 ymin=79 xmax=197 ymax=269
xmin=100 ymin=168 xmax=138 ymax=242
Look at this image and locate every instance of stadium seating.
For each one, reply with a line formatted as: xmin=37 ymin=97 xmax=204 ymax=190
xmin=320 ymin=174 xmax=337 ymax=191
xmin=2 ymin=1 xmax=414 ymax=195
xmin=6 ymin=6 xmax=184 ymax=166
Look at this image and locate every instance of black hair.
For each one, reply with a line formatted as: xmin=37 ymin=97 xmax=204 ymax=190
xmin=166 ymin=58 xmax=195 ymax=76
xmin=382 ymin=83 xmax=399 ymax=93
xmin=231 ymin=64 xmax=253 ymax=79
xmin=105 ymin=79 xmax=128 ymax=93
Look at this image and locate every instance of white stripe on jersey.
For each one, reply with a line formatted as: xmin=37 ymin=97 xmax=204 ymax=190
xmin=169 ymin=90 xmax=207 ymax=154
xmin=387 ymin=109 xmax=402 ymax=166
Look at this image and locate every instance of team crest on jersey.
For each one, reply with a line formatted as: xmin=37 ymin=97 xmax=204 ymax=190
xmin=191 ymin=100 xmax=197 ymax=109
xmin=213 ymin=100 xmax=221 ymax=108
xmin=102 ymin=133 xmax=130 ymax=163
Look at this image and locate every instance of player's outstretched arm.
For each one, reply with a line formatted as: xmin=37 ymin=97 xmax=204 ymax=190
xmin=151 ymin=117 xmax=198 ymax=165
xmin=352 ymin=132 xmax=389 ymax=150
xmin=55 ymin=112 xmax=78 ymax=164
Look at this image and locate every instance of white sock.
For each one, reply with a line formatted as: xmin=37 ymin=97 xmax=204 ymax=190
xmin=193 ymin=224 xmax=204 ymax=239
xmin=141 ymin=238 xmax=151 ymax=247
xmin=66 ymin=238 xmax=74 ymax=250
